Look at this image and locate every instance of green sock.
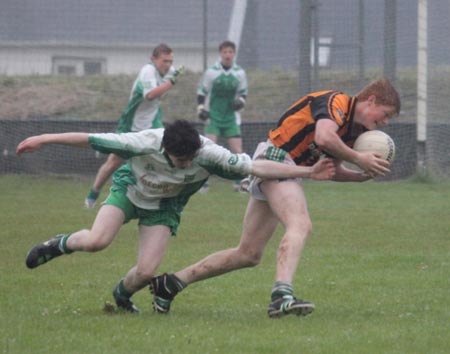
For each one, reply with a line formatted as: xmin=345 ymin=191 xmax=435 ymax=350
xmin=271 ymin=281 xmax=293 ymax=301
xmin=115 ymin=279 xmax=133 ymax=299
xmin=58 ymin=234 xmax=74 ymax=254
xmin=86 ymin=188 xmax=100 ymax=200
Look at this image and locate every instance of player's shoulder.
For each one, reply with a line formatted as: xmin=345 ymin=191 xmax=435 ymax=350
xmin=209 ymin=62 xmax=222 ymax=72
xmin=310 ymin=89 xmax=339 ymax=98
xmin=199 ymin=134 xmax=214 ymax=147
xmin=128 ymin=129 xmax=164 ymax=150
xmin=232 ymin=63 xmax=245 ymax=72
xmin=197 ymin=135 xmax=223 ymax=155
xmin=309 ymin=90 xmax=349 ymax=105
xmin=329 ymin=91 xmax=352 ymax=107
xmin=139 ymin=63 xmax=157 ymax=76
xmin=132 ymin=128 xmax=164 ymax=141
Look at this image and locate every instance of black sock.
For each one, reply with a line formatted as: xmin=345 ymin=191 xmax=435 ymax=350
xmin=167 ymin=273 xmax=187 ymax=294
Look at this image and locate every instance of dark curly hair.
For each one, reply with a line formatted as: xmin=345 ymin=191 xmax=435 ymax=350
xmin=162 ymin=120 xmax=202 ymax=157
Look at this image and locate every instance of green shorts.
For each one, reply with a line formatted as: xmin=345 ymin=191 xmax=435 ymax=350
xmin=204 ymin=120 xmax=241 ymax=138
xmin=103 ymin=184 xmax=181 ymax=235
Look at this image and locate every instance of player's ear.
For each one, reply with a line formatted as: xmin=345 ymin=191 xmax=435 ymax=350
xmin=367 ymin=95 xmax=377 ymax=105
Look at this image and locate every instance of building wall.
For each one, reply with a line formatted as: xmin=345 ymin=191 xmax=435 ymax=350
xmin=1 ymin=0 xmax=448 ymax=76
xmin=0 ymin=44 xmax=218 ymax=75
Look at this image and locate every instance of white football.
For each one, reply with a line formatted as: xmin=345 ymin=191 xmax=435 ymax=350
xmin=353 ymin=130 xmax=395 ymax=163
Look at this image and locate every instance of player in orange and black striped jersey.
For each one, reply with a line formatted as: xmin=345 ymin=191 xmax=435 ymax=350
xmin=269 ymin=90 xmax=364 ymax=166
xmin=270 ymin=78 xmax=400 ymax=177
xmin=149 ymin=78 xmax=401 ymax=318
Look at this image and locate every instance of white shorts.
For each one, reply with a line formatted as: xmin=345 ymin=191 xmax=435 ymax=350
xmin=240 ymin=140 xmax=301 ymax=201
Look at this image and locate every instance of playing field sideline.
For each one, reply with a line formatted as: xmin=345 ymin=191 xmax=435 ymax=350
xmin=1 ymin=175 xmax=448 ymax=354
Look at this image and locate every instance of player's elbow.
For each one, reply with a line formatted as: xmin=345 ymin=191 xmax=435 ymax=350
xmin=145 ymin=92 xmax=156 ymax=101
xmin=314 ymin=132 xmax=332 ymax=150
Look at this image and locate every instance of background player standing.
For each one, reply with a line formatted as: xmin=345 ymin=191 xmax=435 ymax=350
xmin=196 ymin=40 xmax=248 ymax=192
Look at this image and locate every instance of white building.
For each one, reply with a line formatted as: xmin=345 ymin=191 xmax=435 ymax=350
xmin=0 ymin=0 xmax=233 ymax=76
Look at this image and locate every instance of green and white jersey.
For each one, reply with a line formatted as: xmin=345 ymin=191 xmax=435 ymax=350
xmin=88 ymin=129 xmax=252 ymax=210
xmin=197 ymin=61 xmax=248 ymax=127
xmin=116 ymin=63 xmax=175 ymax=133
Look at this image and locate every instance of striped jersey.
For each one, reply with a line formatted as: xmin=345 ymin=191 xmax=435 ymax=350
xmin=116 ymin=63 xmax=176 ymax=133
xmin=197 ymin=61 xmax=248 ymax=126
xmin=269 ymin=90 xmax=363 ymax=166
xmin=88 ymin=129 xmax=252 ymax=210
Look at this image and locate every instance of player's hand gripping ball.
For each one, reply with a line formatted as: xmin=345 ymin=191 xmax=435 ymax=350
xmin=353 ymin=130 xmax=395 ymax=163
xmin=345 ymin=130 xmax=396 ymax=173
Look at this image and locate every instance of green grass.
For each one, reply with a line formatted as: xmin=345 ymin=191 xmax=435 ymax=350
xmin=1 ymin=176 xmax=449 ymax=354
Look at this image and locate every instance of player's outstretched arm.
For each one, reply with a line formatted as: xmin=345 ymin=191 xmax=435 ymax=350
xmin=16 ymin=133 xmax=90 ymax=155
xmin=332 ymin=161 xmax=375 ymax=182
xmin=250 ymin=158 xmax=335 ymax=180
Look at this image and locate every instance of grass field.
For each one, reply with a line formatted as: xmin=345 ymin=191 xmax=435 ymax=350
xmin=1 ymin=176 xmax=449 ymax=354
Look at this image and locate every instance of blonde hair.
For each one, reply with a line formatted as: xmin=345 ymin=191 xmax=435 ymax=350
xmin=357 ymin=78 xmax=401 ymax=115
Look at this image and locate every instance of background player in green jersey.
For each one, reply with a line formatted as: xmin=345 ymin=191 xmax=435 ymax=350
xmin=85 ymin=43 xmax=184 ymax=208
xmin=197 ymin=40 xmax=248 ymax=191
xmin=16 ymin=120 xmax=335 ymax=314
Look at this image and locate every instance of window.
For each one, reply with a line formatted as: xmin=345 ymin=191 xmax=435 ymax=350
xmin=52 ymin=56 xmax=106 ymax=76
xmin=57 ymin=65 xmax=76 ymax=76
xmin=310 ymin=37 xmax=333 ymax=67
xmin=84 ymin=61 xmax=103 ymax=75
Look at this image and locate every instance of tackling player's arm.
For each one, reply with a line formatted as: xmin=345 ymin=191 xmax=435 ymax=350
xmin=330 ymin=160 xmax=372 ymax=182
xmin=16 ymin=133 xmax=90 ymax=155
xmin=199 ymin=139 xmax=334 ymax=181
xmin=251 ymin=158 xmax=335 ymax=181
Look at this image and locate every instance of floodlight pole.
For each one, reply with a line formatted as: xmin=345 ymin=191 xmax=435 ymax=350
xmin=384 ymin=0 xmax=397 ymax=85
xmin=227 ymin=0 xmax=248 ymax=60
xmin=358 ymin=0 xmax=365 ymax=88
xmin=202 ymin=0 xmax=208 ymax=71
xmin=417 ymin=0 xmax=428 ymax=176
xmin=299 ymin=0 xmax=312 ymax=97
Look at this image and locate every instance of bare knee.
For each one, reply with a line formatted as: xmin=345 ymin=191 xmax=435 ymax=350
xmin=287 ymin=218 xmax=312 ymax=240
xmin=234 ymin=246 xmax=263 ymax=268
xmin=302 ymin=219 xmax=313 ymax=237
